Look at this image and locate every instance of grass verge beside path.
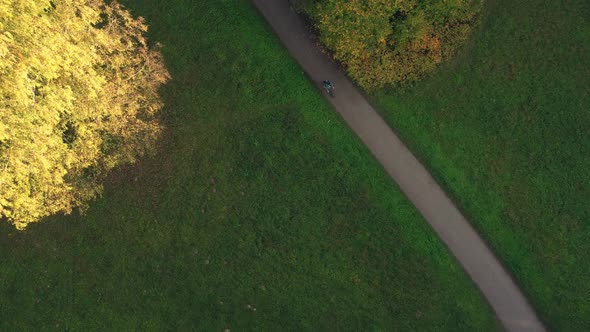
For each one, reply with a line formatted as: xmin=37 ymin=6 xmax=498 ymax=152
xmin=0 ymin=0 xmax=497 ymax=330
xmin=373 ymin=0 xmax=590 ymax=329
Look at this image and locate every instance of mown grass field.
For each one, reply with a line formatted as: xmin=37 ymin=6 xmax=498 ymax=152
xmin=373 ymin=0 xmax=589 ymax=329
xmin=0 ymin=0 xmax=498 ymax=330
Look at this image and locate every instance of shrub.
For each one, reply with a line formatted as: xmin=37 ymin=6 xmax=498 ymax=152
xmin=305 ymin=0 xmax=483 ymax=89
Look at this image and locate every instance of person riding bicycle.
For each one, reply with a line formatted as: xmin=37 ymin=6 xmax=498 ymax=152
xmin=322 ymin=80 xmax=333 ymax=91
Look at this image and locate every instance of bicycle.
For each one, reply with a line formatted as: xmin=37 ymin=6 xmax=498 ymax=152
xmin=322 ymin=80 xmax=335 ymax=97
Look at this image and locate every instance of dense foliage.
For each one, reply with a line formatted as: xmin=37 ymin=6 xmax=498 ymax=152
xmin=0 ymin=0 xmax=169 ymax=229
xmin=305 ymin=0 xmax=483 ymax=88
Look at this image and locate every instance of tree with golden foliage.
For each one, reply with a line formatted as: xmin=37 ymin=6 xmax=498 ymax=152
xmin=0 ymin=0 xmax=169 ymax=229
xmin=304 ymin=0 xmax=483 ymax=89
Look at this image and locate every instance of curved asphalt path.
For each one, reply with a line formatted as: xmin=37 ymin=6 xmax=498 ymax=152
xmin=251 ymin=1 xmax=546 ymax=331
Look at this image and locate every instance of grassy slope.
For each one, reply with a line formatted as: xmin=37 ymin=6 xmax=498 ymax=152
xmin=373 ymin=0 xmax=590 ymax=329
xmin=0 ymin=0 xmax=497 ymax=330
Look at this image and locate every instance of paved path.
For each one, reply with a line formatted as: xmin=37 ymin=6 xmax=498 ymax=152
xmin=251 ymin=1 xmax=546 ymax=331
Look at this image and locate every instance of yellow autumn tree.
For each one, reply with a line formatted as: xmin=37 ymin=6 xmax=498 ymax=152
xmin=305 ymin=0 xmax=483 ymax=89
xmin=0 ymin=0 xmax=170 ymax=229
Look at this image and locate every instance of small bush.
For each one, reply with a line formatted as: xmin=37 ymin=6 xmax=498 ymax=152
xmin=305 ymin=0 xmax=483 ymax=89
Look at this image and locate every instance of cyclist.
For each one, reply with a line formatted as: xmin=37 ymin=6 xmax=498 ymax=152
xmin=322 ymin=80 xmax=334 ymax=96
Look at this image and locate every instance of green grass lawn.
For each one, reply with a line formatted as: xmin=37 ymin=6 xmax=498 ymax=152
xmin=0 ymin=0 xmax=498 ymax=330
xmin=372 ymin=0 xmax=590 ymax=330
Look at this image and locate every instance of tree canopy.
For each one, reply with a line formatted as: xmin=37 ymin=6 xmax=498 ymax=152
xmin=304 ymin=0 xmax=483 ymax=89
xmin=0 ymin=0 xmax=169 ymax=229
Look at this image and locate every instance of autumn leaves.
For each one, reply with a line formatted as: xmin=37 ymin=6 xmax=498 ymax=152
xmin=0 ymin=0 xmax=169 ymax=228
xmin=305 ymin=0 xmax=483 ymax=89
